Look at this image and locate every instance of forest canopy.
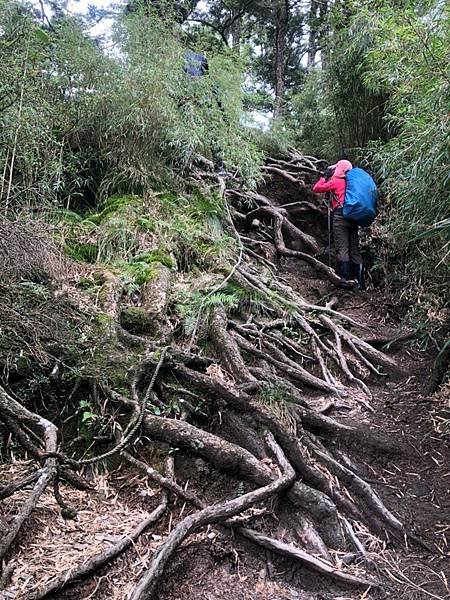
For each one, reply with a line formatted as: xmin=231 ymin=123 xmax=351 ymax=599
xmin=1 ymin=0 xmax=448 ymax=289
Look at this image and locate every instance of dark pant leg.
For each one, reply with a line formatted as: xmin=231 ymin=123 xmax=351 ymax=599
xmin=349 ymin=223 xmax=363 ymax=264
xmin=333 ymin=209 xmax=350 ymax=262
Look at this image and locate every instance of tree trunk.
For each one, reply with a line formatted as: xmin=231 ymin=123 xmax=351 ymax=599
xmin=273 ymin=0 xmax=289 ymax=118
xmin=318 ymin=0 xmax=329 ymax=68
xmin=307 ymin=0 xmax=319 ymax=69
xmin=231 ymin=5 xmax=242 ymax=51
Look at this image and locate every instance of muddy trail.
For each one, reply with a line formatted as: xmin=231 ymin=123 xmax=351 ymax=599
xmin=0 ymin=157 xmax=449 ymax=600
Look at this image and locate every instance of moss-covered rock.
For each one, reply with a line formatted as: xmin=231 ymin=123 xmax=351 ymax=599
xmin=131 ymin=249 xmax=175 ymax=270
xmin=120 ymin=306 xmax=156 ymax=335
xmin=87 ymin=194 xmax=143 ymax=225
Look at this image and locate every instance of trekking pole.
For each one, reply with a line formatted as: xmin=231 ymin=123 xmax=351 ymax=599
xmin=326 ymin=193 xmax=331 ymax=266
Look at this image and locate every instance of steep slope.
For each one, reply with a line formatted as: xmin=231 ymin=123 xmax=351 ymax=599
xmin=0 ymin=155 xmax=448 ymax=600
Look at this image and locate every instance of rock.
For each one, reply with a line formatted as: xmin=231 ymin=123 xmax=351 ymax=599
xmin=188 ymin=272 xmax=223 ymax=293
xmin=409 ymin=480 xmax=430 ymax=498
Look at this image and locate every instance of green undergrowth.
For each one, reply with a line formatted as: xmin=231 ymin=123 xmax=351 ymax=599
xmin=0 ymin=280 xmax=89 ymax=380
xmin=57 ymin=187 xmax=236 ymax=292
xmin=173 ymin=279 xmax=299 ymax=338
xmin=0 ymin=273 xmax=145 ymax=440
xmin=257 ymin=385 xmax=297 ymax=432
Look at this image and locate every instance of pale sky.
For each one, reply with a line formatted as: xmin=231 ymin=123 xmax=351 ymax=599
xmin=33 ymin=0 xmax=210 ymax=39
xmin=67 ymin=0 xmax=120 ymax=38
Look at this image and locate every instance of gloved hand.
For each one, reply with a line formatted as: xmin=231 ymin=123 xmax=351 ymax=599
xmin=323 ymin=166 xmax=335 ymax=180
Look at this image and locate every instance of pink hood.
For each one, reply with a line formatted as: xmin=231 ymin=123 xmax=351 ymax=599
xmin=330 ymin=160 xmax=353 ymax=178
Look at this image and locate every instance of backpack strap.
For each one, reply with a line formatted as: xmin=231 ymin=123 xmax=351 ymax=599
xmin=331 ymin=191 xmax=343 ymax=208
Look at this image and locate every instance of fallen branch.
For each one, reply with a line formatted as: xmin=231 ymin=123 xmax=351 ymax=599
xmin=25 ymin=458 xmax=173 ymax=600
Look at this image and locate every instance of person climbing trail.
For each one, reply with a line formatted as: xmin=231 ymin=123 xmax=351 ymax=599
xmin=313 ymin=159 xmax=365 ymax=289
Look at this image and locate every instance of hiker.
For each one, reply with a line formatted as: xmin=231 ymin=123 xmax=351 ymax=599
xmin=313 ymin=159 xmax=365 ymax=289
xmin=183 ymin=50 xmax=225 ymax=114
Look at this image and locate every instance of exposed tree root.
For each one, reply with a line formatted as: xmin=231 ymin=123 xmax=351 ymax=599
xmin=0 ymin=385 xmax=57 ymax=566
xmin=0 ymin=464 xmax=55 ymax=566
xmin=123 ymin=451 xmax=204 ymax=509
xmin=129 ymin=433 xmax=295 ymax=600
xmin=230 ymin=328 xmax=342 ymax=394
xmin=291 ymin=405 xmax=399 ymax=454
xmin=244 ymin=206 xmax=320 ymax=255
xmin=0 ymin=470 xmax=41 ymax=501
xmin=210 ymin=304 xmax=255 ymax=383
xmin=26 ymin=503 xmax=167 ymax=600
xmin=0 ymin=153 xmax=419 ymax=598
xmin=262 ymin=164 xmax=303 ymax=184
xmin=301 ymin=434 xmax=404 ymax=535
xmin=271 ymin=213 xmax=354 ymax=287
xmin=237 ymin=528 xmax=377 ymax=588
xmin=125 ymin=449 xmax=330 ymax=560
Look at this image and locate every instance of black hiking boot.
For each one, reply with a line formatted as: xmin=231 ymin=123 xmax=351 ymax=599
xmin=350 ymin=262 xmax=365 ymax=290
xmin=337 ymin=261 xmax=351 ymax=280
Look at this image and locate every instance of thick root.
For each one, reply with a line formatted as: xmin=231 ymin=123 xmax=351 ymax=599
xmin=129 ymin=433 xmax=295 ymax=600
xmin=0 ymin=385 xmax=58 ymax=565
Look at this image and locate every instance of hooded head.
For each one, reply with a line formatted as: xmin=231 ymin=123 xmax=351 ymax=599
xmin=330 ymin=160 xmax=353 ymax=178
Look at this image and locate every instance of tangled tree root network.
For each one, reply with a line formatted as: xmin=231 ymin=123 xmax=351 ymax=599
xmin=0 ymin=152 xmax=422 ymax=600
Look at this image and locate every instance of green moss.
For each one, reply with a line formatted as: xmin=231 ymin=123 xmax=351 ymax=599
xmin=83 ymin=328 xmax=143 ymax=394
xmin=121 ymin=262 xmax=160 ymax=286
xmin=192 ymin=189 xmax=224 ymax=219
xmin=137 ymin=217 xmax=156 ymax=232
xmin=95 ymin=312 xmax=114 ymax=328
xmin=57 ymin=209 xmax=84 ymax=224
xmin=131 ymin=250 xmax=175 ymax=270
xmin=120 ymin=307 xmax=155 ymax=335
xmin=77 ymin=277 xmax=102 ymax=294
xmin=87 ymin=194 xmax=142 ymax=225
xmin=160 ymin=191 xmax=181 ymax=208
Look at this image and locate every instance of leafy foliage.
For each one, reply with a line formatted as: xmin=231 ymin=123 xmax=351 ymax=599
xmin=361 ymin=1 xmax=450 ymax=285
xmin=288 ymin=0 xmax=448 ymax=312
xmin=0 ymin=6 xmax=113 ymax=212
xmin=0 ymin=0 xmax=262 ymax=218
